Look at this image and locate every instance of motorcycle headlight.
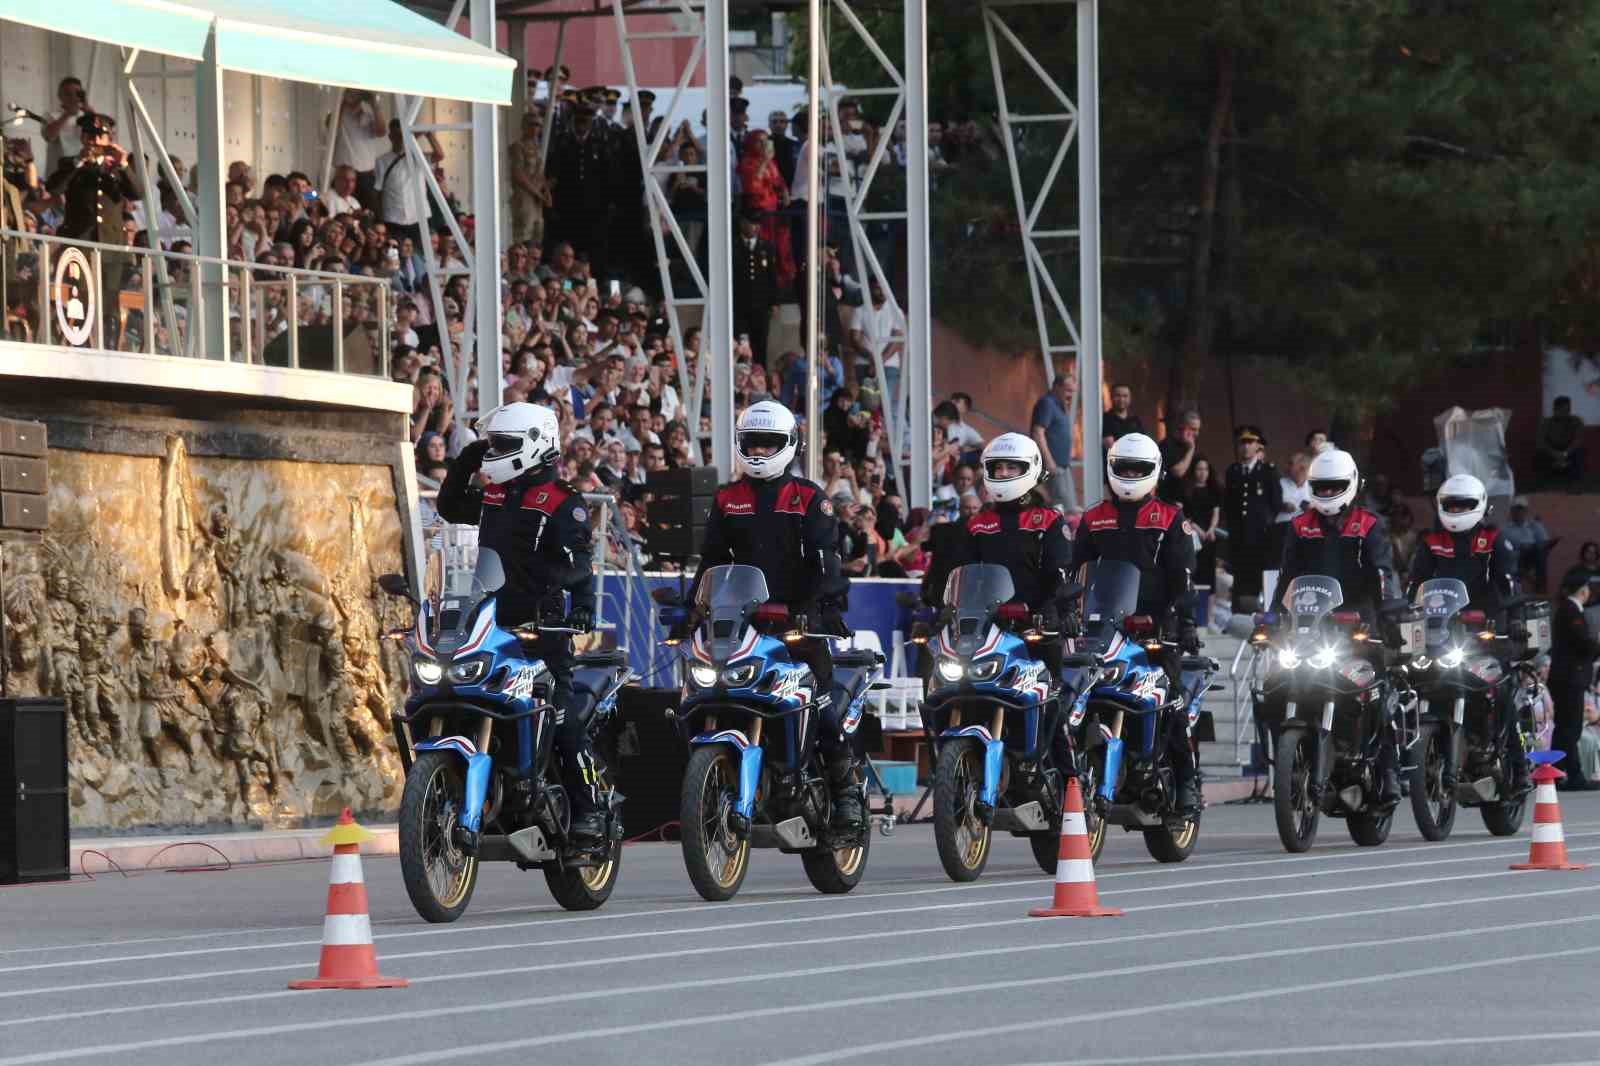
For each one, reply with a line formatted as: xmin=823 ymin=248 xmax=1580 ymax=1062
xmin=1466 ymin=656 xmax=1504 ymax=684
xmin=721 ymin=662 xmax=759 ymax=687
xmin=1338 ymin=660 xmax=1376 ymax=687
xmin=412 ymin=656 xmax=443 ymax=686
xmin=689 ymin=663 xmax=719 ymax=688
xmin=1276 ymin=648 xmax=1301 ymax=670
xmin=1439 ymin=647 xmax=1466 ymax=669
xmin=936 ymin=657 xmax=964 ymax=683
xmin=968 ymin=658 xmax=1002 ymax=682
xmin=1308 ymin=647 xmax=1338 ymax=671
xmin=447 ymin=658 xmax=488 ymax=685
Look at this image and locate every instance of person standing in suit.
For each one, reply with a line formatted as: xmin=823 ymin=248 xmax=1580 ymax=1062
xmin=732 ymin=210 xmax=778 ymax=372
xmin=1549 ymin=572 xmax=1600 ymax=790
xmin=1223 ymin=426 xmax=1282 ymax=610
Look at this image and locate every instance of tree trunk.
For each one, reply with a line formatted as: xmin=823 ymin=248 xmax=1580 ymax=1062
xmin=1168 ymin=44 xmax=1235 ymax=422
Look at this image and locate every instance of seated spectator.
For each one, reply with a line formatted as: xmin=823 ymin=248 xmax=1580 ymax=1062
xmin=821 ymin=448 xmax=858 ymax=501
xmin=1503 ymin=496 xmax=1552 ymax=592
xmin=415 ymin=430 xmax=448 ymax=470
xmin=1536 ymin=395 xmax=1586 ymax=488
xmin=958 ymin=490 xmax=983 ymax=522
xmin=1562 ymin=540 xmax=1600 ymax=593
xmin=823 ymin=386 xmax=870 ymax=461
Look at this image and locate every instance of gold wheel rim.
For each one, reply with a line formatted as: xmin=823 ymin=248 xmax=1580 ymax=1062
xmin=953 ymin=747 xmax=990 ymax=869
xmin=1171 ymin=818 xmax=1198 ymax=850
xmin=701 ymin=752 xmax=747 ymax=889
xmin=421 ymin=762 xmax=476 ymax=908
xmin=580 ymin=766 xmax=618 ymax=891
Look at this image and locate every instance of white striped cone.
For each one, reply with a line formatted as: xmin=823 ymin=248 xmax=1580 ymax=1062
xmin=1030 ymin=778 xmax=1121 ymax=918
xmin=1511 ymin=765 xmax=1588 ymax=872
xmin=290 ymin=811 xmax=409 ymax=990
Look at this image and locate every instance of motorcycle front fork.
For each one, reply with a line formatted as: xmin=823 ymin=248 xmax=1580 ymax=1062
xmin=1287 ymin=701 xmax=1337 ymax=799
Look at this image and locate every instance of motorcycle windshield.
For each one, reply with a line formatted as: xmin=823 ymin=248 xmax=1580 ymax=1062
xmin=1284 ymin=576 xmax=1344 ymax=633
xmin=696 ymin=564 xmax=771 ymax=662
xmin=943 ymin=564 xmax=1015 ymax=657
xmin=1414 ymin=578 xmax=1470 ymax=651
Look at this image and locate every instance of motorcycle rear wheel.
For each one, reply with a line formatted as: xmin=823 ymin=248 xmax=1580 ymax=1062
xmin=544 ymin=767 xmax=623 ymax=911
xmin=1144 ymin=809 xmax=1200 ymax=863
xmin=933 ymin=740 xmax=992 ymax=882
xmin=1347 ymin=806 xmax=1394 ymax=847
xmin=1409 ymin=723 xmax=1457 ymax=842
xmin=680 ymin=746 xmax=751 ymax=901
xmin=1273 ymin=728 xmax=1320 ymax=853
xmin=801 ymin=770 xmax=871 ymax=894
xmin=398 ymin=750 xmax=480 ymax=924
xmin=1482 ymin=796 xmax=1527 ymax=836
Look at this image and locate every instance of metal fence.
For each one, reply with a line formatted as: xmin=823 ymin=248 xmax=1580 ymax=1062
xmin=1 ymin=228 xmax=390 ymax=375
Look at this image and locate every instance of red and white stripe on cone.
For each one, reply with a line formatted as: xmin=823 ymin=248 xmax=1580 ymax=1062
xmin=1029 ymin=777 xmax=1121 ymax=918
xmin=1510 ymin=765 xmax=1588 ymax=872
xmin=289 ymin=809 xmax=409 ymax=990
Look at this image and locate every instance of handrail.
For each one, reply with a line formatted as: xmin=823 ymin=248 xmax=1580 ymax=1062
xmin=0 ymin=226 xmax=390 ymax=378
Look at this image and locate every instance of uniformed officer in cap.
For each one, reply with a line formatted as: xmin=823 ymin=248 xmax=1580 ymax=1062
xmin=46 ymin=111 xmax=140 ymax=296
xmin=548 ymin=93 xmax=614 ymax=272
xmin=1223 ymin=425 xmax=1282 ymax=610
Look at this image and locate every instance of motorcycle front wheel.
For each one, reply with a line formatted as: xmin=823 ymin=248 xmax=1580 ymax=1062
xmin=1409 ymin=723 xmax=1457 ymax=842
xmin=801 ymin=767 xmax=871 ymax=894
xmin=1144 ymin=808 xmax=1200 ymax=863
xmin=933 ymin=739 xmax=992 ymax=882
xmin=398 ymin=750 xmax=480 ymax=924
xmin=1347 ymin=806 xmax=1394 ymax=847
xmin=680 ymin=745 xmax=751 ymax=901
xmin=544 ymin=766 xmax=623 ymax=911
xmin=1482 ymin=795 xmax=1527 ymax=836
xmin=1273 ymin=727 xmax=1320 ymax=853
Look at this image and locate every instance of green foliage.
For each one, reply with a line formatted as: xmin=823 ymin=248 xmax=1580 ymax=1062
xmin=801 ymin=0 xmax=1600 ymax=411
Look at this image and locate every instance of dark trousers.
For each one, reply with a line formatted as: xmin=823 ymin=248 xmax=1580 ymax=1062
xmin=1231 ymin=533 xmax=1271 ymax=602
xmin=536 ymin=632 xmax=601 ymax=815
xmin=1549 ymin=677 xmax=1589 ymax=784
xmin=733 ymin=301 xmax=773 ymax=372
xmin=1535 ymin=447 xmax=1585 ymax=487
xmin=791 ymin=636 xmax=845 ymax=756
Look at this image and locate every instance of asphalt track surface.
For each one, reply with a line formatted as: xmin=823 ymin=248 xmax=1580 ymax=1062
xmin=4 ymin=798 xmax=1600 ymax=1066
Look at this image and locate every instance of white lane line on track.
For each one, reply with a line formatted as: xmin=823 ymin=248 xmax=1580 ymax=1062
xmin=31 ymin=914 xmax=1578 ymax=1066
xmin=5 ymin=880 xmax=1594 ymax=1033
xmin=3 ymin=839 xmax=1589 ymax=991
xmin=355 ymin=935 xmax=1600 ymax=1066
xmin=1002 ymin=1030 xmax=1600 ymax=1065
xmin=6 ymin=828 xmax=1588 ymax=974
xmin=0 ymin=827 xmax=1563 ymax=958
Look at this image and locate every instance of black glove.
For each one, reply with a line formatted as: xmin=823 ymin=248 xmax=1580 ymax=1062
xmin=457 ymin=437 xmax=491 ymax=470
xmin=820 ymin=607 xmax=850 ymax=638
xmin=567 ymin=606 xmax=593 ymax=632
xmin=1179 ymin=624 xmax=1200 ymax=655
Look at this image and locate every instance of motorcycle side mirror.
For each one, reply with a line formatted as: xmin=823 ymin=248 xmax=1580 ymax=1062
xmin=1124 ymin=614 xmax=1155 ymax=637
xmin=1057 ymin=582 xmax=1085 ymax=602
xmin=377 ymin=573 xmax=416 ymax=603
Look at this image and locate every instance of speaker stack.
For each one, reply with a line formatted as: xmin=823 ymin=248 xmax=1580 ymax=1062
xmin=643 ymin=466 xmax=718 ymax=561
xmin=0 ymin=418 xmax=47 ymax=533
xmin=0 ymin=699 xmax=69 ymax=884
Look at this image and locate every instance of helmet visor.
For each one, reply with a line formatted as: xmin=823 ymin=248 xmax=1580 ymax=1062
xmin=738 ymin=430 xmax=789 ymax=457
xmin=1310 ymin=477 xmax=1350 ymax=501
xmin=486 ymin=431 xmax=527 ymax=458
xmin=1109 ymin=458 xmax=1158 ymax=481
xmin=984 ymin=458 xmax=1030 ymax=481
xmin=1439 ymin=495 xmax=1481 ymax=515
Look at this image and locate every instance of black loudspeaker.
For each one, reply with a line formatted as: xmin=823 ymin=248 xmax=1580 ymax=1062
xmin=644 ymin=466 xmax=718 ymax=560
xmin=612 ymin=688 xmax=686 ymax=839
xmin=0 ymin=699 xmax=70 ymax=884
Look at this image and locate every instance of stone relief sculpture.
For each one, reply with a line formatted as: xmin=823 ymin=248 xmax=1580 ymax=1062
xmin=0 ymin=436 xmax=411 ymax=829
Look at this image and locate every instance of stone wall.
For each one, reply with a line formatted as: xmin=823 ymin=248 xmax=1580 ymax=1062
xmin=0 ymin=386 xmax=415 ymax=831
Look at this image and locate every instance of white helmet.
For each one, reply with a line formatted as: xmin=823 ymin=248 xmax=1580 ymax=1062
xmin=1106 ymin=432 xmax=1162 ymax=502
xmin=980 ymin=433 xmax=1043 ymax=503
xmin=736 ymin=400 xmax=798 ymax=480
xmin=479 ymin=402 xmax=561 ymax=485
xmin=1307 ymin=448 xmax=1359 ymax=516
xmin=1436 ymin=473 xmax=1487 ymax=533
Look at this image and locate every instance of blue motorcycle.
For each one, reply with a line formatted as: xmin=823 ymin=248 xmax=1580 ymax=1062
xmin=923 ymin=564 xmax=1073 ymax=881
xmin=655 ymin=564 xmax=882 ymax=901
xmin=379 ymin=543 xmax=632 ymax=922
xmin=1064 ymin=560 xmax=1218 ymax=863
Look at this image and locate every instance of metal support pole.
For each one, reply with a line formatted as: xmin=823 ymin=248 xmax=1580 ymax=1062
xmin=1077 ymin=0 xmax=1104 ymax=506
xmin=904 ymin=0 xmax=933 ymax=510
xmin=537 ymin=19 xmax=567 ymax=171
xmin=705 ymin=0 xmax=735 ymax=477
xmin=320 ymin=88 xmax=345 ymax=196
xmin=803 ymin=0 xmax=822 ymax=482
xmin=507 ymin=19 xmax=529 ymax=130
xmin=471 ymin=0 xmax=504 ymax=420
xmin=193 ymin=28 xmax=230 ymax=361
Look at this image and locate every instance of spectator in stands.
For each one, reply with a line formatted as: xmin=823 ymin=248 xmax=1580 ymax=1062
xmin=733 ymin=210 xmax=779 ymax=372
xmin=1562 ymin=541 xmax=1600 ymax=593
xmin=934 ymin=400 xmax=981 ymax=455
xmin=769 ymin=109 xmax=800 ymax=188
xmin=508 ymin=110 xmax=552 ymax=246
xmin=1389 ymin=502 xmax=1419 ymax=576
xmin=1503 ymin=496 xmax=1553 ymax=593
xmin=1030 ymin=371 xmax=1077 ymax=509
xmin=850 ymin=277 xmax=905 ymax=408
xmin=959 ymin=490 xmax=982 ymax=521
xmin=1184 ymin=456 xmax=1223 ymax=589
xmin=330 ymin=91 xmax=387 ymax=206
xmin=1102 ymin=382 xmax=1143 ymax=451
xmin=325 ymin=165 xmax=361 ymax=217
xmin=415 ymin=430 xmax=448 ymax=469
xmin=824 ymin=386 xmax=870 ymax=462
xmin=737 ymin=130 xmax=795 ymax=294
xmin=409 ymin=367 xmax=456 ymax=445
xmin=374 ymin=120 xmax=440 ymax=250
xmin=41 ymin=76 xmax=89 ymax=175
xmin=1159 ymin=409 xmax=1202 ymax=503
xmin=1537 ymin=395 xmax=1586 ymax=489
xmin=1305 ymin=428 xmax=1333 ymax=454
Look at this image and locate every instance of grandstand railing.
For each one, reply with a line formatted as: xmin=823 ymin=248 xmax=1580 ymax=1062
xmin=0 ymin=228 xmax=390 ymax=377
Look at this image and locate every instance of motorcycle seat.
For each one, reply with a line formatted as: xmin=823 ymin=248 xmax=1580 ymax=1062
xmin=833 ymin=650 xmax=883 ymax=669
xmin=573 ymin=650 xmax=628 ymax=669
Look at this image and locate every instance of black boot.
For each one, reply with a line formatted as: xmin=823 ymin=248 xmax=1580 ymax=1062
xmin=825 ymin=749 xmax=865 ymax=840
xmin=1176 ymin=774 xmax=1202 ymax=817
xmin=569 ymin=810 xmax=607 ymax=850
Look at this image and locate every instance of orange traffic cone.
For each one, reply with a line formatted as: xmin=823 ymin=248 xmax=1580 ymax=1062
xmin=1511 ymin=760 xmax=1588 ymax=872
xmin=289 ymin=809 xmax=409 ymax=990
xmin=1029 ymin=777 xmax=1122 ymax=918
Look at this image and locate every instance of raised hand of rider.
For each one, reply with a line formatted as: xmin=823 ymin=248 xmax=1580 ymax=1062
xmin=1180 ymin=624 xmax=1201 ymax=655
xmin=457 ymin=437 xmax=491 ymax=470
xmin=566 ymin=605 xmax=593 ymax=632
